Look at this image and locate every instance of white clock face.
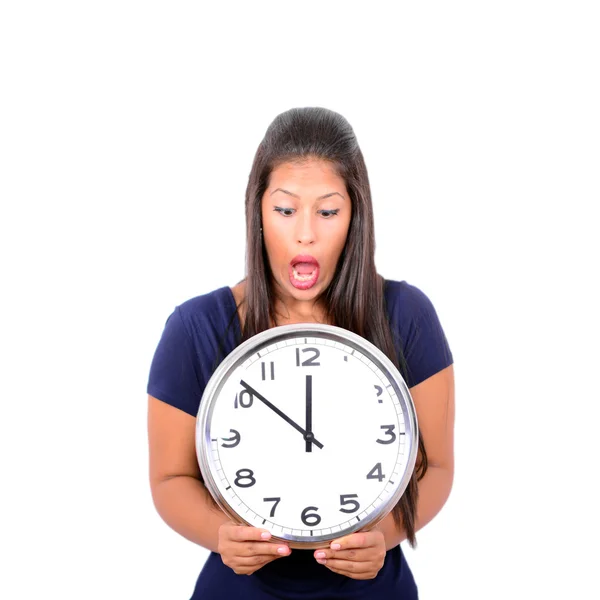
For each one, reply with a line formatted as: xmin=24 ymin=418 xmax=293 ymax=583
xmin=198 ymin=328 xmax=417 ymax=545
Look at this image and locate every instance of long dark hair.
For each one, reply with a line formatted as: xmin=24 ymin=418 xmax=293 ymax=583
xmin=235 ymin=106 xmax=428 ymax=548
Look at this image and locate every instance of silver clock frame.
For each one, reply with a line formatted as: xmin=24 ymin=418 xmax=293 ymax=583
xmin=196 ymin=323 xmax=419 ymax=549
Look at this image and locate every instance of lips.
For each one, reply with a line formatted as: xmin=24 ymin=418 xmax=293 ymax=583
xmin=289 ymin=255 xmax=320 ymax=290
xmin=291 ymin=255 xmax=320 ymax=269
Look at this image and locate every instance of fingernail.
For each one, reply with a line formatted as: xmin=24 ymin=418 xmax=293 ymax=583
xmin=317 ymin=558 xmax=327 ymax=564
xmin=277 ymin=546 xmax=289 ymax=554
xmin=261 ymin=532 xmax=271 ymax=540
xmin=331 ymin=543 xmax=341 ymax=550
xmin=315 ymin=551 xmax=326 ymax=559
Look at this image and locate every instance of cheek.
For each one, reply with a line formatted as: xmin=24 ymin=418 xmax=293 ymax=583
xmin=320 ymin=235 xmax=347 ymax=274
xmin=330 ymin=226 xmax=350 ymax=255
xmin=264 ymin=231 xmax=286 ymax=267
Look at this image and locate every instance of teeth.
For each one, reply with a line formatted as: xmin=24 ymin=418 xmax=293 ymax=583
xmin=293 ymin=268 xmax=316 ymax=281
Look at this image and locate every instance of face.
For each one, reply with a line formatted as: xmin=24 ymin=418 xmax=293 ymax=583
xmin=261 ymin=158 xmax=352 ymax=318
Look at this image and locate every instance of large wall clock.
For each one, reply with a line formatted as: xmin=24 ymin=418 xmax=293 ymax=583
xmin=196 ymin=323 xmax=418 ymax=549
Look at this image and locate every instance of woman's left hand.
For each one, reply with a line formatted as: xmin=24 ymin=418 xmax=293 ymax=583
xmin=313 ymin=528 xmax=387 ymax=580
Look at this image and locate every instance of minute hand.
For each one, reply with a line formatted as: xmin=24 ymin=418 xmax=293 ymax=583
xmin=239 ymin=379 xmax=324 ymax=449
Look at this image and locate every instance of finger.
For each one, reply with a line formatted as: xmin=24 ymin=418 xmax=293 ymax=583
xmin=234 ymin=551 xmax=289 ymax=567
xmin=325 ymin=565 xmax=374 ymax=580
xmin=228 ymin=525 xmax=274 ymax=543
xmin=314 ymin=548 xmax=368 ymax=561
xmin=328 ymin=531 xmax=372 ymax=551
xmin=229 ymin=553 xmax=284 ymax=575
xmin=236 ymin=541 xmax=290 ymax=557
xmin=318 ymin=558 xmax=370 ymax=577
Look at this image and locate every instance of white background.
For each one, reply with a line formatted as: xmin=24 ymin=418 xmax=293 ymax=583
xmin=1 ymin=1 xmax=598 ymax=598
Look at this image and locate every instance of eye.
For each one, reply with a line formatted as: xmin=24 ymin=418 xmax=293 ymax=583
xmin=274 ymin=207 xmax=295 ymax=217
xmin=318 ymin=209 xmax=340 ymax=219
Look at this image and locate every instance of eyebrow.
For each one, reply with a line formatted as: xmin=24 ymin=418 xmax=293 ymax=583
xmin=270 ymin=188 xmax=345 ymax=201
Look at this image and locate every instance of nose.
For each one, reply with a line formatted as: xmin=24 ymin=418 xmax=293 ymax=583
xmin=295 ymin=212 xmax=315 ymax=245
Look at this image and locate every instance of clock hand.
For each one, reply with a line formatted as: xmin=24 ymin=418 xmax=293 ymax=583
xmin=239 ymin=379 xmax=324 ymax=449
xmin=305 ymin=374 xmax=313 ymax=452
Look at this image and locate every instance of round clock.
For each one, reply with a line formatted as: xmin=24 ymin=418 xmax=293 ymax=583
xmin=195 ymin=323 xmax=419 ymax=550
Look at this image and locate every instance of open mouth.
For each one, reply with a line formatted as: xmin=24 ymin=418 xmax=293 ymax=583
xmin=289 ymin=256 xmax=320 ymax=290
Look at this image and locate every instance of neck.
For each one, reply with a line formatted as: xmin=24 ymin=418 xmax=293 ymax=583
xmin=272 ymin=294 xmax=329 ymax=326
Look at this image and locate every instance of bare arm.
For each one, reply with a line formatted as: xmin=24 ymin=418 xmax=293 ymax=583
xmin=148 ymin=395 xmax=229 ymax=553
xmin=376 ymin=364 xmax=455 ymax=550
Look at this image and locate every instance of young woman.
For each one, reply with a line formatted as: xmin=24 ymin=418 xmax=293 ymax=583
xmin=147 ymin=106 xmax=455 ymax=599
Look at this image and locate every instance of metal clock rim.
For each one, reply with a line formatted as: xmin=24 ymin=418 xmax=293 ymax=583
xmin=195 ymin=322 xmax=419 ymax=549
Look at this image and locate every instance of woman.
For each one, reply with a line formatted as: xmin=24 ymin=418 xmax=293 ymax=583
xmin=147 ymin=107 xmax=455 ymax=599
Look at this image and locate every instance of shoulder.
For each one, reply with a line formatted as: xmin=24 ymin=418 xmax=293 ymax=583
xmin=177 ymin=285 xmax=234 ymax=314
xmin=175 ymin=285 xmax=237 ymax=331
xmin=147 ymin=285 xmax=237 ymax=417
xmin=383 ymin=278 xmax=453 ymax=388
xmin=166 ymin=285 xmax=241 ymax=361
xmin=383 ymin=278 xmax=438 ymax=320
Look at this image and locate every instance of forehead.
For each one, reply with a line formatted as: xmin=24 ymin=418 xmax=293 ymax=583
xmin=267 ymin=159 xmax=346 ymax=192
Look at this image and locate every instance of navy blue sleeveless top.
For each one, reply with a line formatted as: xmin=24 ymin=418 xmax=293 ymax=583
xmin=147 ymin=279 xmax=453 ymax=599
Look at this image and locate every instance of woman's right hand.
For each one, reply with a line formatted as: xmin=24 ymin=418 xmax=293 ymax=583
xmin=218 ymin=521 xmax=292 ymax=575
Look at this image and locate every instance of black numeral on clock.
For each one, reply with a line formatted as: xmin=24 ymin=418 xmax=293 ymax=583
xmin=339 ymin=494 xmax=360 ymax=513
xmin=261 ymin=361 xmax=275 ymax=380
xmin=374 ymin=385 xmax=383 ymax=403
xmin=296 ymin=347 xmax=321 ymax=367
xmin=301 ymin=506 xmax=321 ymax=526
xmin=234 ymin=468 xmax=256 ymax=488
xmin=263 ymin=497 xmax=281 ymax=518
xmin=221 ymin=429 xmax=241 ymax=448
xmin=366 ymin=462 xmax=385 ymax=482
xmin=234 ymin=390 xmax=253 ymax=408
xmin=376 ymin=425 xmax=397 ymax=444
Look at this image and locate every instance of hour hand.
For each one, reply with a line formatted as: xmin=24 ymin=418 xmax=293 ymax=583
xmin=239 ymin=379 xmax=324 ymax=449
